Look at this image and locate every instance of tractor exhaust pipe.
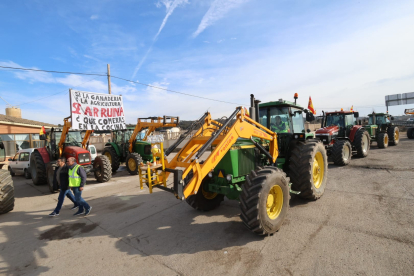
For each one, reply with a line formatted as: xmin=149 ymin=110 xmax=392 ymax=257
xmin=254 ymin=99 xmax=261 ymax=124
xmin=321 ymin=111 xmax=325 ymax=128
xmin=249 ymin=94 xmax=256 ymax=122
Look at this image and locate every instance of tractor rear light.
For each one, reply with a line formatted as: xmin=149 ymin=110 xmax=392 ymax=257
xmin=208 ymin=172 xmax=213 ymax=178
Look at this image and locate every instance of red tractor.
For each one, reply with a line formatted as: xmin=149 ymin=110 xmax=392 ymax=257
xmin=315 ymin=110 xmax=370 ymax=166
xmin=30 ymin=117 xmax=112 ymax=192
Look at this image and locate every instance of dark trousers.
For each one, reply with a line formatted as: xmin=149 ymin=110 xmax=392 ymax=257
xmin=54 ymin=189 xmax=77 ymax=214
xmin=72 ymin=187 xmax=90 ymax=212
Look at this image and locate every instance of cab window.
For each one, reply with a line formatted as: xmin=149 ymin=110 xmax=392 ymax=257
xmin=345 ymin=115 xmax=355 ymax=127
xmin=326 ymin=114 xmax=345 ymax=128
xmin=259 ymin=106 xmax=291 ymax=133
xmin=291 ymin=108 xmax=305 ymax=133
xmin=89 ymin=146 xmax=96 ymax=154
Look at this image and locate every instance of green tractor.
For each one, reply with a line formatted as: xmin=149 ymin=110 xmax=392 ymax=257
xmin=102 ymin=116 xmax=179 ymax=175
xmin=365 ymin=112 xmax=399 ymax=148
xmin=161 ymin=94 xmax=328 ymax=235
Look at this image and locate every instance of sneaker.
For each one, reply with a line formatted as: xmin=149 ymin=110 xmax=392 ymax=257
xmin=73 ymin=210 xmax=84 ymax=216
xmin=70 ymin=205 xmax=79 ymax=210
xmin=49 ymin=211 xmax=59 ymax=217
xmin=84 ymin=207 xmax=92 ymax=216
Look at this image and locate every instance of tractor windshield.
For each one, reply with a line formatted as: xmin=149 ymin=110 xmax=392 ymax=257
xmin=326 ymin=114 xmax=345 ymax=128
xmin=55 ymin=131 xmax=83 ymax=146
xmin=369 ymin=115 xmax=389 ymax=125
xmin=259 ymin=106 xmax=291 ymax=133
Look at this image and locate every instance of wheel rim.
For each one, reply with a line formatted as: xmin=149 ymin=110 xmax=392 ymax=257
xmin=313 ymin=152 xmax=324 ymax=189
xmin=128 ymin=158 xmax=137 ymax=171
xmin=395 ymin=130 xmax=399 ymax=141
xmin=104 ymin=152 xmax=112 ymax=163
xmin=266 ymin=185 xmax=283 ymax=220
xmin=343 ymin=144 xmax=350 ymax=161
xmin=362 ymin=135 xmax=368 ymax=153
xmin=384 ymin=135 xmax=388 ymax=145
xmin=201 ymin=183 xmax=217 ymax=200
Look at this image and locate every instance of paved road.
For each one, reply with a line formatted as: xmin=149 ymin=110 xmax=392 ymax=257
xmin=1 ymin=135 xmax=413 ymax=275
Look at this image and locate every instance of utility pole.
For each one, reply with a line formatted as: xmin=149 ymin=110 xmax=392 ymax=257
xmin=107 ymin=64 xmax=112 ymax=94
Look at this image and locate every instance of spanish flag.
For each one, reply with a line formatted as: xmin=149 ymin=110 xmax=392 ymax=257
xmin=39 ymin=126 xmax=46 ymax=135
xmin=308 ymin=97 xmax=316 ymax=115
xmin=350 ymin=105 xmax=354 ymax=112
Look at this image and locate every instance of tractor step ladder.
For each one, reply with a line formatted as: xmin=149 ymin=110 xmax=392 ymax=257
xmin=138 ymin=140 xmax=166 ymax=193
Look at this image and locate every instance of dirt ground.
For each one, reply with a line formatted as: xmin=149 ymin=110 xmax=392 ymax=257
xmin=1 ymin=134 xmax=413 ymax=276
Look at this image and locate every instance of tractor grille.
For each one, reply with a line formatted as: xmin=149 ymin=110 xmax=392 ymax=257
xmin=78 ymin=153 xmax=91 ymax=164
xmin=237 ymin=148 xmax=255 ymax=176
xmin=277 ymin=134 xmax=292 ymax=157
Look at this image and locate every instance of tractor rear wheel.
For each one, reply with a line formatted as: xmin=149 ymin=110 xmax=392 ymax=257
xmin=0 ymin=169 xmax=14 ymax=214
xmin=377 ymin=132 xmax=389 ymax=149
xmin=239 ymin=166 xmax=289 ymax=235
xmin=46 ymin=163 xmax=57 ymax=193
xmin=289 ymin=141 xmax=328 ymax=200
xmin=93 ymin=155 xmax=112 ymax=183
xmin=186 ymin=177 xmax=224 ymax=211
xmin=387 ymin=126 xmax=399 ymax=146
xmin=126 ymin=153 xmax=143 ymax=175
xmin=332 ymin=140 xmax=352 ymax=166
xmin=354 ymin=130 xmax=370 ymax=157
xmin=30 ymin=151 xmax=47 ymax=185
xmin=102 ymin=147 xmax=120 ymax=173
xmin=408 ymin=128 xmax=414 ymax=139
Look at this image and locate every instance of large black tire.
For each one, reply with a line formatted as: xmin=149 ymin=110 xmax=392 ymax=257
xmin=408 ymin=128 xmax=414 ymax=139
xmin=0 ymin=169 xmax=14 ymax=214
xmin=239 ymin=166 xmax=289 ymax=235
xmin=354 ymin=130 xmax=370 ymax=157
xmin=30 ymin=151 xmax=47 ymax=185
xmin=126 ymin=152 xmax=143 ymax=175
xmin=289 ymin=141 xmax=328 ymax=200
xmin=332 ymin=140 xmax=352 ymax=166
xmin=8 ymin=166 xmax=15 ymax=177
xmin=24 ymin=169 xmax=31 ymax=179
xmin=102 ymin=147 xmax=120 ymax=173
xmin=93 ymin=155 xmax=112 ymax=183
xmin=46 ymin=163 xmax=57 ymax=193
xmin=186 ymin=177 xmax=225 ymax=211
xmin=387 ymin=126 xmax=399 ymax=146
xmin=377 ymin=132 xmax=389 ymax=149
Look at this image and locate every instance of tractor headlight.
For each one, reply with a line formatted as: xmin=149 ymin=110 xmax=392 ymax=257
xmin=295 ymin=135 xmax=298 ymax=139
xmin=208 ymin=172 xmax=213 ymax=178
xmin=226 ymin=174 xmax=232 ymax=182
xmin=79 ymin=158 xmax=84 ymax=163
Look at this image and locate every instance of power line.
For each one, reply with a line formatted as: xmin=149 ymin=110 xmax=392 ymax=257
xmin=1 ymin=65 xmax=246 ymax=106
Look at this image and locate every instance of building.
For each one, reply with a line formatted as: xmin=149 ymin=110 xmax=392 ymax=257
xmin=0 ymin=107 xmax=55 ymax=157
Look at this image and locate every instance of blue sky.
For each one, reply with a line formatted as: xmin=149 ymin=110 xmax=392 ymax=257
xmin=1 ymin=0 xmax=414 ymax=124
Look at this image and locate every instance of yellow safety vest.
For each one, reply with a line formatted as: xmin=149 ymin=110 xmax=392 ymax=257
xmin=68 ymin=165 xmax=81 ymax=187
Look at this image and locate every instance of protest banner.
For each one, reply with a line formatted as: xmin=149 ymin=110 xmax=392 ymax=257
xmin=70 ymin=89 xmax=126 ymax=131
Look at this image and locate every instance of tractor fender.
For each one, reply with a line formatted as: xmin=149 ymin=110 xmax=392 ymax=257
xmin=35 ymin=148 xmax=50 ymax=164
xmin=349 ymin=126 xmax=364 ymax=142
xmin=104 ymin=142 xmax=120 ymax=156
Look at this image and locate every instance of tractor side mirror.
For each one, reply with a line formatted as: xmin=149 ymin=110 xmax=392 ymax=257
xmin=354 ymin=112 xmax=359 ymax=118
xmin=306 ymin=113 xmax=315 ymax=122
xmin=307 ymin=129 xmax=311 ymax=133
xmin=40 ymin=134 xmax=46 ymax=140
xmin=391 ymin=116 xmax=394 ymax=120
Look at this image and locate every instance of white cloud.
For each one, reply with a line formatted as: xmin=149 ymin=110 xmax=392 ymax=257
xmin=193 ymin=0 xmax=249 ymax=38
xmin=90 ymin=15 xmax=99 ymax=20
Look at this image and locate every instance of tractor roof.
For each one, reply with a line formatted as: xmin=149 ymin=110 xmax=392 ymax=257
xmin=46 ymin=128 xmax=80 ymax=133
xmin=325 ymin=111 xmax=355 ymax=115
xmin=367 ymin=113 xmax=390 ymax=117
xmin=260 ymin=99 xmax=303 ymax=109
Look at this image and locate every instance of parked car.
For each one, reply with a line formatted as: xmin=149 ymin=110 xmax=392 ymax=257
xmin=8 ymin=148 xmax=35 ymax=179
xmin=88 ymin=145 xmax=97 ymax=162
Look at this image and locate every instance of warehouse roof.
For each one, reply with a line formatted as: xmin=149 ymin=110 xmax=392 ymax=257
xmin=0 ymin=114 xmax=55 ymax=127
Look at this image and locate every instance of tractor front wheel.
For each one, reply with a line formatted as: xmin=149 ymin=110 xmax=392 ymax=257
xmin=186 ymin=177 xmax=224 ymax=211
xmin=0 ymin=169 xmax=14 ymax=214
xmin=102 ymin=147 xmax=120 ymax=173
xmin=46 ymin=163 xmax=57 ymax=193
xmin=239 ymin=166 xmax=289 ymax=235
xmin=388 ymin=126 xmax=399 ymax=146
xmin=332 ymin=140 xmax=352 ymax=166
xmin=377 ymin=132 xmax=389 ymax=149
xmin=93 ymin=155 xmax=112 ymax=183
xmin=354 ymin=130 xmax=370 ymax=157
xmin=126 ymin=153 xmax=143 ymax=175
xmin=289 ymin=141 xmax=328 ymax=200
xmin=408 ymin=128 xmax=414 ymax=139
xmin=30 ymin=151 xmax=47 ymax=186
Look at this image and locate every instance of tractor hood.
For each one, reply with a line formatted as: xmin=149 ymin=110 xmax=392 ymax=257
xmin=63 ymin=146 xmax=92 ymax=165
xmin=315 ymin=125 xmax=339 ymax=135
xmin=64 ymin=146 xmax=90 ymax=155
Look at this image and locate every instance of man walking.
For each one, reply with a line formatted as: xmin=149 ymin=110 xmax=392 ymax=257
xmin=67 ymin=157 xmax=92 ymax=216
xmin=49 ymin=157 xmax=79 ymax=216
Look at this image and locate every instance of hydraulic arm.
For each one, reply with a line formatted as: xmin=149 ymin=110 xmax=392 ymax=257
xmin=128 ymin=116 xmax=179 ymax=152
